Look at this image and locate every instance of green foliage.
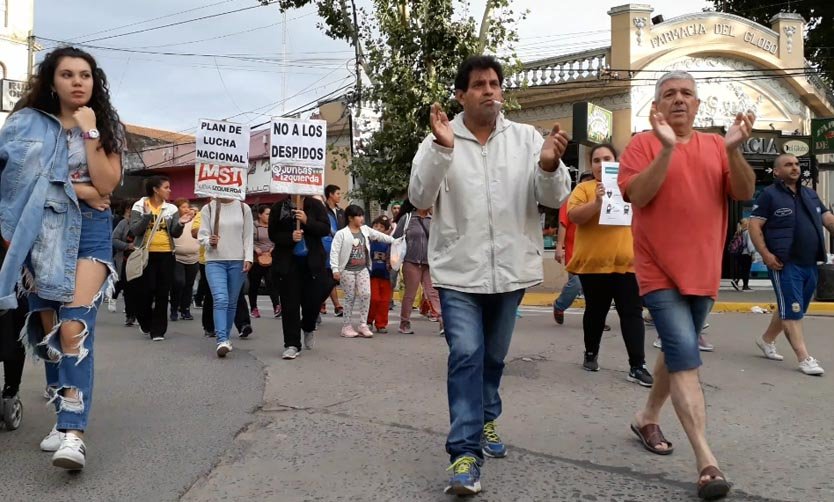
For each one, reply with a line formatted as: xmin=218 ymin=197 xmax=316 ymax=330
xmin=279 ymin=0 xmax=525 ymax=206
xmin=709 ymin=0 xmax=834 ymax=84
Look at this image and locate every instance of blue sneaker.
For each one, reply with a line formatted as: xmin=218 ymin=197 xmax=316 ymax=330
xmin=481 ymin=421 xmax=507 ymax=458
xmin=444 ymin=455 xmax=481 ymax=495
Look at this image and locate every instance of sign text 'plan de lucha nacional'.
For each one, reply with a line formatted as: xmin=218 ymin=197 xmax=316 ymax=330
xmin=194 ymin=119 xmax=251 ymax=201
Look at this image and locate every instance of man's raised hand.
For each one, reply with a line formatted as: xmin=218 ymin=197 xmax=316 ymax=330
xmin=649 ymin=110 xmax=676 ymax=149
xmin=540 ymin=124 xmax=569 ymax=172
xmin=430 ymin=102 xmax=454 ymax=149
xmin=725 ymin=111 xmax=755 ymax=150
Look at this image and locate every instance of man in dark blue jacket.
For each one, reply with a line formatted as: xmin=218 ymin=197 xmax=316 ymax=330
xmin=749 ymin=153 xmax=834 ymax=376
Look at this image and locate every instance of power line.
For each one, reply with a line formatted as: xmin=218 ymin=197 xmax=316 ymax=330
xmin=127 ymin=12 xmax=316 ymax=50
xmin=35 ymin=36 xmax=349 ymax=67
xmin=80 ymin=0 xmax=279 ymax=44
xmin=135 ymin=75 xmax=353 ymax=147
xmin=67 ymin=0 xmax=238 ymax=43
xmin=135 ymin=84 xmax=353 ymax=170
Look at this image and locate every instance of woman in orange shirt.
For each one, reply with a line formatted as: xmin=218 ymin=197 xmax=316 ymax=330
xmin=567 ymin=144 xmax=651 ymax=387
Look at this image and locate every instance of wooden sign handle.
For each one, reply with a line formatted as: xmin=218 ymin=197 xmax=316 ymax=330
xmin=293 ymin=195 xmax=302 ymax=231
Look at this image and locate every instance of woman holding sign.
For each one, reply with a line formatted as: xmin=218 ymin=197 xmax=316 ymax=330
xmin=269 ymin=196 xmax=332 ymax=359
xmin=566 ymin=144 xmax=651 ymax=387
xmin=197 ymin=198 xmax=253 ymax=358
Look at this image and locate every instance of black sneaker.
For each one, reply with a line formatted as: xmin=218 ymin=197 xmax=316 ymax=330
xmin=627 ymin=366 xmax=654 ymax=388
xmin=124 ymin=317 xmax=135 ymax=326
xmin=170 ymin=312 xmax=178 ymax=322
xmin=583 ymin=352 xmax=599 ymax=372
xmin=181 ymin=310 xmax=194 ymax=321
xmin=204 ymin=330 xmax=216 ymax=338
xmin=239 ymin=325 xmax=253 ymax=338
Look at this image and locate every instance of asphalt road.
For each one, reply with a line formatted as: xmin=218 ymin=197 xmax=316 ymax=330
xmin=0 ymin=306 xmax=264 ymax=502
xmin=2 ymin=299 xmax=832 ymax=502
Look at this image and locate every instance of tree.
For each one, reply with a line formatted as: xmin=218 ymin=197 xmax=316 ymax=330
xmin=278 ymin=0 xmax=525 ymax=206
xmin=710 ymin=0 xmax=834 ymax=85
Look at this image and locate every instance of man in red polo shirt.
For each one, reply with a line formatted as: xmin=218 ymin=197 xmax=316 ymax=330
xmin=618 ymin=70 xmax=755 ymax=500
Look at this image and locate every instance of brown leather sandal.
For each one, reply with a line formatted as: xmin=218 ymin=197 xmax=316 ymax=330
xmin=630 ymin=422 xmax=674 ymax=455
xmin=697 ymin=465 xmax=731 ymax=500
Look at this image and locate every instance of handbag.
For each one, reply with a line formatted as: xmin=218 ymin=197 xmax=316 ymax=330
xmin=727 ymin=231 xmax=744 ymax=255
xmin=390 ymin=212 xmax=411 ymax=272
xmin=257 ymin=253 xmax=273 ymax=267
xmin=125 ymin=206 xmax=164 ymax=282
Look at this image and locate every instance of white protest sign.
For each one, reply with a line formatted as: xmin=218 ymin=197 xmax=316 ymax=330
xmin=247 ymin=158 xmax=272 ymax=194
xmin=194 ymin=119 xmax=250 ymax=201
xmin=598 ymin=162 xmax=632 ymax=226
xmin=269 ymin=118 xmax=327 ymax=195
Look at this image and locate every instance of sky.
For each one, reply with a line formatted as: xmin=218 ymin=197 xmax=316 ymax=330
xmin=34 ymin=0 xmax=709 ymax=134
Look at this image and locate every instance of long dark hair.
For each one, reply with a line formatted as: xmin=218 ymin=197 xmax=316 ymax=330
xmin=14 ymin=46 xmax=125 ymax=155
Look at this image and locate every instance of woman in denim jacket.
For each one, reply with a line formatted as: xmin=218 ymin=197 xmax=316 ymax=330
xmin=0 ymin=47 xmax=124 ymax=471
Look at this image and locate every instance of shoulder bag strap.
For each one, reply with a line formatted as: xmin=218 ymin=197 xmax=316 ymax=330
xmin=403 ymin=212 xmax=412 ymax=243
xmin=140 ymin=205 xmax=164 ymax=250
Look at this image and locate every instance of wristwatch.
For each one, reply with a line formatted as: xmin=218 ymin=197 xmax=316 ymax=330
xmin=82 ymin=129 xmax=100 ymax=140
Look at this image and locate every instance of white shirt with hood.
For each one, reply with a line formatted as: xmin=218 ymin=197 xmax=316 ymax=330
xmin=409 ymin=112 xmax=571 ymax=294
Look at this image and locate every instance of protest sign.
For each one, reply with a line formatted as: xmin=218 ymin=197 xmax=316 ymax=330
xmin=598 ymin=162 xmax=632 ymax=226
xmin=269 ymin=118 xmax=327 ymax=196
xmin=194 ymin=119 xmax=250 ymax=201
xmin=247 ymin=159 xmax=272 ymax=194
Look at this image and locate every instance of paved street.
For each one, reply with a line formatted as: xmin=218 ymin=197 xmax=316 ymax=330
xmin=1 ymin=299 xmax=832 ymax=502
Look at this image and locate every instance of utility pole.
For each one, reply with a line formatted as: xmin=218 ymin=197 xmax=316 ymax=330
xmin=27 ymin=31 xmax=35 ymax=80
xmin=281 ymin=10 xmax=287 ymax=113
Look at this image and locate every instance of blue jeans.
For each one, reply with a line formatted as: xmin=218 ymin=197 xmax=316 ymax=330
xmin=553 ymin=273 xmax=582 ymax=311
xmin=26 ymin=202 xmax=114 ymax=431
xmin=205 ymin=261 xmax=246 ymax=344
xmin=643 ymin=289 xmax=713 ymax=373
xmin=439 ymin=287 xmax=526 ymax=463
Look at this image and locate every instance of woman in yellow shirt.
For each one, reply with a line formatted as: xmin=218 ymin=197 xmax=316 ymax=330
xmin=128 ymin=176 xmax=192 ymax=341
xmin=567 ymin=144 xmax=651 ymax=386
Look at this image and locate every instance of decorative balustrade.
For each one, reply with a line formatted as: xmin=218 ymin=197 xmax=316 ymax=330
xmin=805 ymin=63 xmax=834 ymax=107
xmin=507 ymin=47 xmax=610 ymax=89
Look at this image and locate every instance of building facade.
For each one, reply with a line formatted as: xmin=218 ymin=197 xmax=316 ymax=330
xmin=506 ymin=4 xmax=834 ymax=286
xmin=0 ymin=0 xmax=33 ymax=125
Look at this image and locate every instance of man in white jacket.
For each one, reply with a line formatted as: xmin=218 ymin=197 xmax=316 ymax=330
xmin=409 ymin=55 xmax=571 ymax=496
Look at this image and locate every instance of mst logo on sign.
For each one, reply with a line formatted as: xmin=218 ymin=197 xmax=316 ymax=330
xmin=197 ymin=164 xmax=243 ymax=186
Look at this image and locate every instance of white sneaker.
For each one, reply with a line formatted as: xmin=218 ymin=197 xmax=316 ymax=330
xmin=652 ymin=338 xmax=662 ymax=349
xmin=107 ymin=298 xmax=117 ymax=313
xmin=152 ymin=336 xmax=164 ymax=342
xmin=52 ymin=432 xmax=86 ymax=470
xmin=303 ymin=331 xmax=314 ymax=350
xmin=799 ymin=357 xmax=824 ymax=376
xmin=40 ymin=426 xmax=65 ymax=452
xmin=216 ymin=341 xmax=232 ymax=358
xmin=756 ymin=337 xmax=784 ymax=361
xmin=282 ymin=346 xmax=300 ymax=359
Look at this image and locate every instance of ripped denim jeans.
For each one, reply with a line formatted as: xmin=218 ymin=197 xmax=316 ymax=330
xmin=22 ymin=202 xmax=114 ymax=431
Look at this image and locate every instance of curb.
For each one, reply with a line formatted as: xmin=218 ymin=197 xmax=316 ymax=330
xmin=518 ymin=292 xmax=834 ymax=314
xmin=383 ymin=291 xmax=834 ymax=314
